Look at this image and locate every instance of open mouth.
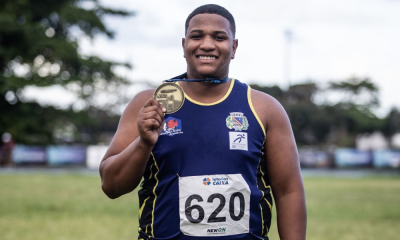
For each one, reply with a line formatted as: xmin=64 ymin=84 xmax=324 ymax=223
xmin=197 ymin=55 xmax=218 ymax=60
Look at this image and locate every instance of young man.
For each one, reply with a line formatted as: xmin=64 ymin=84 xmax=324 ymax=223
xmin=100 ymin=4 xmax=306 ymax=240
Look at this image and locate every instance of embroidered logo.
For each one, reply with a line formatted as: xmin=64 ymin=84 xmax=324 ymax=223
xmin=160 ymin=117 xmax=183 ymax=136
xmin=226 ymin=112 xmax=249 ymax=131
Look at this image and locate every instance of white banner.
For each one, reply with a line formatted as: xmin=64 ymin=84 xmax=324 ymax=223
xmin=86 ymin=145 xmax=108 ymax=169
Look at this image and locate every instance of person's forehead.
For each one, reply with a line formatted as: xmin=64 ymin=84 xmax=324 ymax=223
xmin=187 ymin=14 xmax=231 ymax=34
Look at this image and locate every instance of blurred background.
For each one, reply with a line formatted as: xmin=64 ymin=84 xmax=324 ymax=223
xmin=1 ymin=0 xmax=399 ymax=239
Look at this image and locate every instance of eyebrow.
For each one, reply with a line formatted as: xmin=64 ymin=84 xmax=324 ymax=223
xmin=189 ymin=29 xmax=229 ymax=35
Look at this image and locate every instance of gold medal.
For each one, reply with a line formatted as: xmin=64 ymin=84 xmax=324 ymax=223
xmin=154 ymin=82 xmax=185 ymax=114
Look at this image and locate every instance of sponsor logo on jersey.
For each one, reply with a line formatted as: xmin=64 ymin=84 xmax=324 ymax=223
xmin=160 ymin=117 xmax=183 ymax=136
xmin=203 ymin=177 xmax=229 ymax=186
xmin=203 ymin=177 xmax=211 ymax=186
xmin=226 ymin=112 xmax=249 ymax=131
xmin=207 ymin=228 xmax=227 ymax=235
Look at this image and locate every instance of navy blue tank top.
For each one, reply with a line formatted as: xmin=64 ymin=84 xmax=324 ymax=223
xmin=138 ymin=77 xmax=272 ymax=240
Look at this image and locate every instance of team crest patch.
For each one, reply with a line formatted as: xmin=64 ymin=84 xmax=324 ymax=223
xmin=226 ymin=112 xmax=249 ymax=131
xmin=161 ymin=117 xmax=183 ymax=136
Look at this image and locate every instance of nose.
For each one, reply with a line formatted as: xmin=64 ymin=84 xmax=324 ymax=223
xmin=199 ymin=36 xmax=215 ymax=51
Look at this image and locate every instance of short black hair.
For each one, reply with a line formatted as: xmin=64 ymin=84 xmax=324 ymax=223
xmin=185 ymin=4 xmax=236 ymax=38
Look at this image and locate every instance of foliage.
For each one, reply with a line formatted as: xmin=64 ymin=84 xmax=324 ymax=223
xmin=382 ymin=108 xmax=400 ymax=138
xmin=328 ymin=77 xmax=379 ymax=110
xmin=251 ymin=77 xmax=385 ymax=147
xmin=0 ymin=0 xmax=133 ymax=144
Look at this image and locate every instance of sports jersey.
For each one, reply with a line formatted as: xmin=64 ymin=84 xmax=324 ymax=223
xmin=138 ymin=74 xmax=272 ymax=240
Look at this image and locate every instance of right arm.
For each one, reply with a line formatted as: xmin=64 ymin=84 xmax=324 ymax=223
xmin=99 ymin=89 xmax=166 ymax=199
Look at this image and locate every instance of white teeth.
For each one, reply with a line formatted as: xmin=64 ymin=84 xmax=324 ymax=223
xmin=199 ymin=56 xmax=216 ymax=60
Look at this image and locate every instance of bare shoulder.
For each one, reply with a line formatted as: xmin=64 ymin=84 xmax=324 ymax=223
xmin=123 ymin=89 xmax=155 ymax=116
xmin=250 ymin=88 xmax=288 ymax=129
xmin=117 ymin=88 xmax=155 ymax=133
xmin=104 ymin=89 xmax=155 ymax=158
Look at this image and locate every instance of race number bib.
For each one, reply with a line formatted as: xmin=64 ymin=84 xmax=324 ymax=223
xmin=179 ymin=174 xmax=250 ymax=236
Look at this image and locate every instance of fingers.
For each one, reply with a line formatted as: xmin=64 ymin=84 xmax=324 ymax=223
xmin=143 ymin=98 xmax=165 ymax=110
xmin=144 ymin=98 xmax=165 ymax=112
xmin=138 ymin=98 xmax=166 ymax=129
xmin=143 ymin=118 xmax=163 ymax=130
xmin=141 ymin=111 xmax=164 ymax=127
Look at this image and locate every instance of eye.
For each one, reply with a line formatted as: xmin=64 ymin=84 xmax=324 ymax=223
xmin=215 ymin=35 xmax=227 ymax=41
xmin=190 ymin=34 xmax=202 ymax=39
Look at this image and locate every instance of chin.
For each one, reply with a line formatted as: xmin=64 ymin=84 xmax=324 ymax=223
xmin=195 ymin=69 xmax=225 ymax=79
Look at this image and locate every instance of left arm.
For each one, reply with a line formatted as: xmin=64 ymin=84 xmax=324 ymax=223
xmin=252 ymin=89 xmax=307 ymax=240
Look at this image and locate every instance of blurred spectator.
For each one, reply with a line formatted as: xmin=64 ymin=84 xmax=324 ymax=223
xmin=0 ymin=133 xmax=15 ymax=167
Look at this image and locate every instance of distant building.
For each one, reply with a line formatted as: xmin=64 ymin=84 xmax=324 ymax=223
xmin=392 ymin=133 xmax=400 ymax=149
xmin=356 ymin=131 xmax=389 ymax=150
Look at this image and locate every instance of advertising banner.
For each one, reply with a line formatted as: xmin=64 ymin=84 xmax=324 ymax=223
xmin=86 ymin=145 xmax=108 ymax=169
xmin=299 ymin=149 xmax=331 ymax=168
xmin=335 ymin=148 xmax=373 ymax=167
xmin=373 ymin=150 xmax=400 ymax=168
xmin=12 ymin=145 xmax=46 ymax=164
xmin=47 ymin=145 xmax=86 ymax=165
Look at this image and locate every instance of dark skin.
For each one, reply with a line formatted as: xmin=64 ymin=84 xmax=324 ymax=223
xmin=100 ymin=13 xmax=306 ymax=240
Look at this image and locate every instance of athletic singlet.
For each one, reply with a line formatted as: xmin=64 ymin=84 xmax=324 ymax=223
xmin=138 ymin=76 xmax=272 ymax=240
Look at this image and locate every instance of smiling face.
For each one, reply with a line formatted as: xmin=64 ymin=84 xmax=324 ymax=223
xmin=182 ymin=14 xmax=238 ymax=80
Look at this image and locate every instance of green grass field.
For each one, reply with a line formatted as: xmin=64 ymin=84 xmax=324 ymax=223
xmin=0 ymin=173 xmax=399 ymax=240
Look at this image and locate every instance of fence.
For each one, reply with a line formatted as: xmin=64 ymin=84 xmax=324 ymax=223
xmin=5 ymin=144 xmax=400 ymax=169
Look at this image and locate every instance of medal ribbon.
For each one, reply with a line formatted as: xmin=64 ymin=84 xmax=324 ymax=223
xmin=164 ymin=76 xmax=229 ymax=84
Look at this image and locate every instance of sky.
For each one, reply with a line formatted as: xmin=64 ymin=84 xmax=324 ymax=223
xmin=25 ymin=0 xmax=400 ymax=116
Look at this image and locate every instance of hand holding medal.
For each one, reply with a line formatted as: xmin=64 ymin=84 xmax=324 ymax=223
xmin=153 ymin=76 xmax=230 ymax=114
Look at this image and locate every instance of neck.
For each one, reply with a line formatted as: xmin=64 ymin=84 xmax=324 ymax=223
xmin=179 ymin=78 xmax=232 ymax=104
xmin=186 ymin=72 xmax=228 ymax=81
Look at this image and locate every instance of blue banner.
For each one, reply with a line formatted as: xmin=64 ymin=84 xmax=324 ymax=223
xmin=299 ymin=149 xmax=331 ymax=168
xmin=46 ymin=145 xmax=86 ymax=165
xmin=373 ymin=150 xmax=400 ymax=168
xmin=335 ymin=148 xmax=373 ymax=167
xmin=12 ymin=145 xmax=46 ymax=164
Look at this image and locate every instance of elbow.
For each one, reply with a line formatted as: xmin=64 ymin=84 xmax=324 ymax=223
xmin=101 ymin=181 xmax=120 ymax=199
xmin=99 ymin=160 xmax=119 ymax=199
xmin=100 ymin=168 xmax=120 ymax=199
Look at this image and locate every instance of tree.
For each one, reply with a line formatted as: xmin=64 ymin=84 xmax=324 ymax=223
xmin=328 ymin=77 xmax=379 ymax=111
xmin=250 ymin=78 xmax=384 ymax=147
xmin=0 ymin=0 xmax=133 ymax=144
xmin=383 ymin=108 xmax=400 ymax=138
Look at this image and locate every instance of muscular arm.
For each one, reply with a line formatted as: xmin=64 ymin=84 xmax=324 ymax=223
xmin=252 ymin=89 xmax=307 ymax=240
xmin=99 ymin=89 xmax=165 ymax=199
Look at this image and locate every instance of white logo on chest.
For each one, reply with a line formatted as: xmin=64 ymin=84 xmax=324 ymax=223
xmin=229 ymin=132 xmax=248 ymax=151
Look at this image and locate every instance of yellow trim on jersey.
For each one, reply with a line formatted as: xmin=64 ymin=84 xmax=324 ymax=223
xmin=247 ymin=86 xmax=266 ymax=136
xmin=260 ymin=202 xmax=265 ymax=235
xmin=149 ymin=163 xmax=154 ymax=179
xmin=257 ymin=141 xmax=265 ymax=236
xmin=264 ymin=198 xmax=272 ymax=211
xmin=139 ymin=196 xmax=150 ymax=218
xmin=150 ymin=152 xmax=160 ymax=237
xmin=256 ymin=140 xmax=272 ymax=237
xmin=179 ymin=78 xmax=235 ymax=106
xmin=259 ymin=165 xmax=272 ymax=212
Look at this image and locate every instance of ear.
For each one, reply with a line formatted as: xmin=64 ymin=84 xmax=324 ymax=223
xmin=182 ymin=38 xmax=186 ymax=58
xmin=231 ymin=39 xmax=238 ymax=59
